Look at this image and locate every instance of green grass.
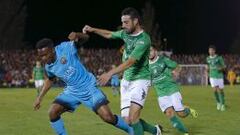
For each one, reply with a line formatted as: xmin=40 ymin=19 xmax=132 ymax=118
xmin=0 ymin=86 xmax=239 ymax=135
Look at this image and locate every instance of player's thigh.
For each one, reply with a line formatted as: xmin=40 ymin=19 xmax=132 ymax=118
xmin=48 ymin=103 xmax=66 ymax=118
xmin=120 ymin=79 xmax=131 ymax=117
xmin=96 ymin=104 xmax=115 ymax=124
xmin=53 ymin=92 xmax=81 ymax=113
xmin=130 ymin=80 xmax=151 ymax=108
xmin=81 ymin=86 xmax=109 ymax=113
xmin=158 ymin=96 xmax=173 ymax=112
xmin=170 ymin=92 xmax=185 ymax=112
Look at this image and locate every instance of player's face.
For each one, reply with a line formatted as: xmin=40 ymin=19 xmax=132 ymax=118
xmin=37 ymin=47 xmax=55 ymax=64
xmin=36 ymin=61 xmax=41 ymax=67
xmin=149 ymin=47 xmax=157 ymax=60
xmin=208 ymin=48 xmax=216 ymax=56
xmin=121 ymin=15 xmax=137 ymax=34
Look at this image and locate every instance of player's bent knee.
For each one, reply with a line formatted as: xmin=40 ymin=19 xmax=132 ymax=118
xmin=48 ymin=104 xmax=64 ymax=119
xmin=165 ymin=108 xmax=175 ymax=118
xmin=101 ymin=114 xmax=115 ymax=124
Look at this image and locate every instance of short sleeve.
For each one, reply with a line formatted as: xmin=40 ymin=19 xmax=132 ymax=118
xmin=129 ymin=40 xmax=149 ymax=60
xmin=164 ymin=56 xmax=178 ymax=69
xmin=56 ymin=41 xmax=77 ymax=54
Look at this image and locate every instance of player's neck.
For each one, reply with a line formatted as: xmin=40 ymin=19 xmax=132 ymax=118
xmin=130 ymin=26 xmax=143 ymax=36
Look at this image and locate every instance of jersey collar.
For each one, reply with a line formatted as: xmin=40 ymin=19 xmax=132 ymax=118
xmin=149 ymin=56 xmax=159 ymax=64
xmin=210 ymin=54 xmax=217 ymax=58
xmin=129 ymin=30 xmax=144 ymax=36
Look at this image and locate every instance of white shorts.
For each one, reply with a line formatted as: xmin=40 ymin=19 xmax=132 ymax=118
xmin=35 ymin=80 xmax=44 ymax=88
xmin=157 ymin=92 xmax=184 ymax=112
xmin=210 ymin=78 xmax=224 ymax=89
xmin=120 ymin=79 xmax=151 ymax=117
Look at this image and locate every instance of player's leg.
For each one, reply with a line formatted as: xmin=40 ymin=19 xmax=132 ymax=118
xmin=86 ymin=85 xmax=133 ymax=134
xmin=38 ymin=80 xmax=44 ymax=96
xmin=170 ymin=92 xmax=198 ymax=118
xmin=49 ymin=92 xmax=80 ymax=135
xmin=96 ymin=104 xmax=134 ymax=134
xmin=48 ymin=103 xmax=68 ymax=135
xmin=129 ymin=80 xmax=161 ymax=135
xmin=34 ymin=80 xmax=40 ymax=96
xmin=217 ymin=79 xmax=225 ymax=111
xmin=158 ymin=94 xmax=188 ymax=134
xmin=210 ymin=78 xmax=221 ymax=110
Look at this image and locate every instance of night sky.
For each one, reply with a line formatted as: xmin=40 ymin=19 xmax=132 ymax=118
xmin=25 ymin=0 xmax=240 ymax=54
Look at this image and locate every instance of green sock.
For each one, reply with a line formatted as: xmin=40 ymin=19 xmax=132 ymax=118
xmin=170 ymin=116 xmax=188 ymax=133
xmin=214 ymin=91 xmax=220 ymax=103
xmin=183 ymin=108 xmax=190 ymax=117
xmin=131 ymin=121 xmax=144 ymax=135
xmin=140 ymin=119 xmax=157 ymax=134
xmin=220 ymin=91 xmax=225 ymax=105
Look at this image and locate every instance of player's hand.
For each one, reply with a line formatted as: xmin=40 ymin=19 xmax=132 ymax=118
xmin=82 ymin=25 xmax=94 ymax=33
xmin=33 ymin=97 xmax=42 ymax=111
xmin=98 ymin=72 xmax=112 ymax=86
xmin=68 ymin=32 xmax=78 ymax=41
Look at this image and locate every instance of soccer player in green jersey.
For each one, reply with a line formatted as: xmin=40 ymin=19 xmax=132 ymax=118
xmin=206 ymin=45 xmax=226 ymax=111
xmin=83 ymin=7 xmax=162 ymax=135
xmin=32 ymin=61 xmax=45 ymax=96
xmin=149 ymin=46 xmax=198 ymax=135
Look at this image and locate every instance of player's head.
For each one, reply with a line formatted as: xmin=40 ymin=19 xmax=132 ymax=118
xmin=36 ymin=38 xmax=55 ymax=64
xmin=121 ymin=7 xmax=142 ymax=34
xmin=149 ymin=45 xmax=158 ymax=60
xmin=36 ymin=61 xmax=41 ymax=67
xmin=208 ymin=44 xmax=216 ymax=56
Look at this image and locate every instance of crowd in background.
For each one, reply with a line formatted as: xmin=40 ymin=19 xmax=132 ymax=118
xmin=0 ymin=49 xmax=240 ymax=87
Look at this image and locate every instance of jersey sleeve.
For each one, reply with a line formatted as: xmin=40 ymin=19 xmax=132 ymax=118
xmin=129 ymin=39 xmax=150 ymax=61
xmin=111 ymin=30 xmax=123 ymax=39
xmin=56 ymin=41 xmax=77 ymax=54
xmin=164 ymin=56 xmax=178 ymax=69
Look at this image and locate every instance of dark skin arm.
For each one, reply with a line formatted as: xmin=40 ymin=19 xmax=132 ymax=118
xmin=68 ymin=32 xmax=90 ymax=46
xmin=33 ymin=77 xmax=53 ymax=110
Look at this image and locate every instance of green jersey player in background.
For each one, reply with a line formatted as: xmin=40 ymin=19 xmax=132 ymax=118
xmin=32 ymin=61 xmax=45 ymax=96
xmin=149 ymin=45 xmax=198 ymax=135
xmin=83 ymin=7 xmax=162 ymax=135
xmin=206 ymin=45 xmax=226 ymax=111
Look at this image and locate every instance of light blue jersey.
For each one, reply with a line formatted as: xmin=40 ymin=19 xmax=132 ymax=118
xmin=111 ymin=74 xmax=120 ymax=86
xmin=45 ymin=41 xmax=108 ymax=112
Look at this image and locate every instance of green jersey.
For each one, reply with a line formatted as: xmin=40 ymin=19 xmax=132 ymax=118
xmin=149 ymin=55 xmax=179 ymax=97
xmin=111 ymin=30 xmax=151 ymax=81
xmin=33 ymin=67 xmax=44 ymax=80
xmin=206 ymin=55 xmax=225 ymax=79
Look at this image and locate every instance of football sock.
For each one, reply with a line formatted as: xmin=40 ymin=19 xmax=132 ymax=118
xmin=170 ymin=116 xmax=188 ymax=133
xmin=140 ymin=119 xmax=157 ymax=134
xmin=50 ymin=117 xmax=67 ymax=135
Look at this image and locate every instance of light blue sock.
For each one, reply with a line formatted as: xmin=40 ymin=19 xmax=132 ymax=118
xmin=50 ymin=117 xmax=67 ymax=135
xmin=114 ymin=115 xmax=134 ymax=135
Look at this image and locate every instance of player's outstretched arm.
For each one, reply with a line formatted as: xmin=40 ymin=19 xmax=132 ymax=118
xmin=68 ymin=32 xmax=89 ymax=45
xmin=82 ymin=25 xmax=113 ymax=39
xmin=33 ymin=78 xmax=53 ymax=110
xmin=98 ymin=58 xmax=136 ymax=85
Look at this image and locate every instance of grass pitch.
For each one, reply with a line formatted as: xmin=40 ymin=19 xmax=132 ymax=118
xmin=0 ymin=86 xmax=239 ymax=135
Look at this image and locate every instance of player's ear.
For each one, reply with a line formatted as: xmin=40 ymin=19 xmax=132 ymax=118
xmin=133 ymin=18 xmax=138 ymax=25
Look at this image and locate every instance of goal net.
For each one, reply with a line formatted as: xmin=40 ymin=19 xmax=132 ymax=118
xmin=175 ymin=64 xmax=208 ymax=86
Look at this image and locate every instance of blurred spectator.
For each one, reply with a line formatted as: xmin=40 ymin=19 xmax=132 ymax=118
xmin=0 ymin=49 xmax=240 ymax=87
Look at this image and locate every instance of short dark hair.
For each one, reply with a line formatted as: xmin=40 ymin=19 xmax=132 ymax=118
xmin=121 ymin=7 xmax=142 ymax=25
xmin=209 ymin=44 xmax=216 ymax=50
xmin=36 ymin=38 xmax=54 ymax=49
xmin=151 ymin=44 xmax=161 ymax=51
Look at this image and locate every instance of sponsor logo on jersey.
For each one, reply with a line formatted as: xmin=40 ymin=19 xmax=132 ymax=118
xmin=61 ymin=57 xmax=67 ymax=64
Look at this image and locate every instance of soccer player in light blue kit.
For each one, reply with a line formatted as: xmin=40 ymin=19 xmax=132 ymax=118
xmin=33 ymin=32 xmax=133 ymax=135
xmin=110 ymin=65 xmax=120 ymax=96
